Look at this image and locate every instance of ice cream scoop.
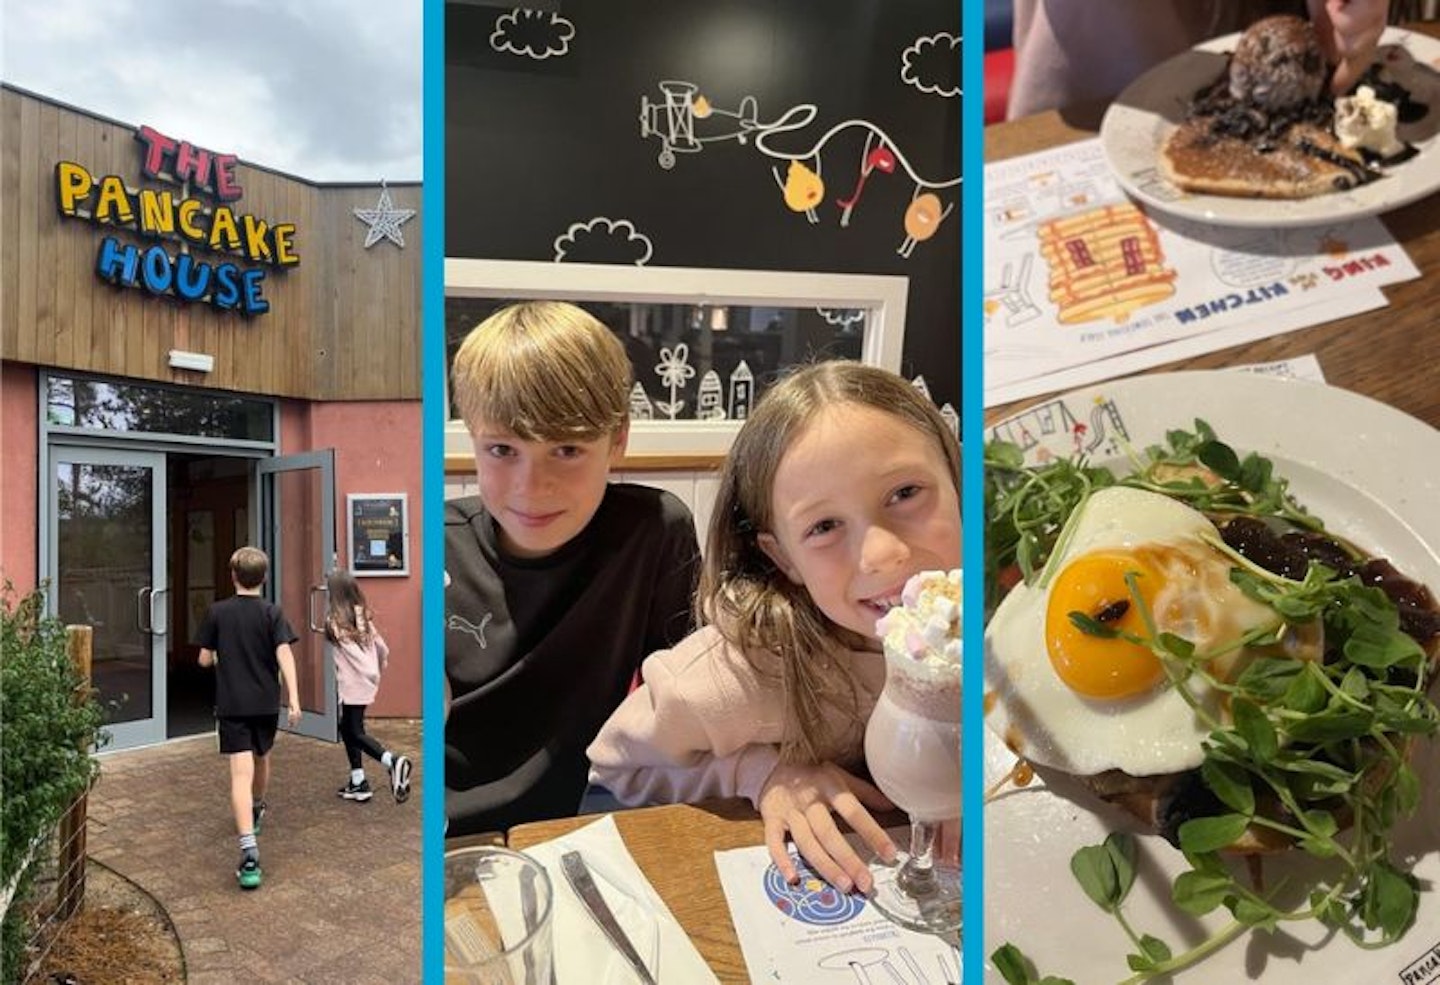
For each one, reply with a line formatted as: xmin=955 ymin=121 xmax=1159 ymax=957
xmin=1228 ymin=15 xmax=1328 ymax=113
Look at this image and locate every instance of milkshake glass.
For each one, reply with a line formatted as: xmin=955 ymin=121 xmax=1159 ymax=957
xmin=864 ymin=570 xmax=962 ymax=935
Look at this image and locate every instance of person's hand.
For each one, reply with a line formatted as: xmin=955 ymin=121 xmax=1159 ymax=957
xmin=287 ymin=701 xmax=301 ymax=727
xmin=757 ymin=761 xmax=898 ymax=895
xmin=1309 ymin=0 xmax=1389 ymax=94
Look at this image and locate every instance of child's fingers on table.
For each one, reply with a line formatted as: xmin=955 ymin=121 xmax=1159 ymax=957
xmin=764 ymin=815 xmax=800 ymax=884
xmin=830 ymin=792 xmax=897 ymax=863
xmin=786 ymin=816 xmax=856 ymax=894
xmin=837 ymin=769 xmax=894 ymax=812
xmin=802 ymin=802 xmax=873 ymax=894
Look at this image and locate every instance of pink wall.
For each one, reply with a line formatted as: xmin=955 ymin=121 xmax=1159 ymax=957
xmin=280 ymin=398 xmax=423 ymax=717
xmin=1 ymin=364 xmax=39 ymax=595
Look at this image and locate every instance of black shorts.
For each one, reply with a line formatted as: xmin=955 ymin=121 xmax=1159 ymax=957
xmin=217 ymin=714 xmax=279 ymax=756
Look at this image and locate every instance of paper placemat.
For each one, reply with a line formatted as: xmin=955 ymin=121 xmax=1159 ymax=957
xmin=715 ymin=835 xmax=961 ymax=984
xmin=983 ymin=138 xmax=1416 ymax=405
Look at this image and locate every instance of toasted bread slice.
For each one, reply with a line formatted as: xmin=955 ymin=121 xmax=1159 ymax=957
xmin=1159 ymin=117 xmax=1375 ymax=199
xmin=1077 ymin=632 xmax=1440 ymax=856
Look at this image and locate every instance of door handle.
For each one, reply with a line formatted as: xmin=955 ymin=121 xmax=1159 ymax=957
xmin=150 ymin=587 xmax=169 ymax=637
xmin=308 ymin=584 xmax=329 ymax=633
xmin=136 ymin=587 xmax=153 ymax=634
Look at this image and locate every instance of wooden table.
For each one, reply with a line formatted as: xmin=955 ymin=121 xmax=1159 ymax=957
xmin=506 ymin=799 xmax=764 ymax=984
xmin=985 ymin=21 xmax=1440 ymax=428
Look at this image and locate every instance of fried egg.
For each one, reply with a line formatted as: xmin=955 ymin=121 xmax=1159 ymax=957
xmin=984 ymin=486 xmax=1314 ymax=777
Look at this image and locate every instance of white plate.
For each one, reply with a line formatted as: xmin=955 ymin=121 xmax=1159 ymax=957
xmin=1100 ymin=27 xmax=1440 ymax=228
xmin=983 ymin=371 xmax=1440 ymax=984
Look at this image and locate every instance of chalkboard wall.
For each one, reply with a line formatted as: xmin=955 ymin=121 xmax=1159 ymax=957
xmin=446 ymin=0 xmax=961 ymax=408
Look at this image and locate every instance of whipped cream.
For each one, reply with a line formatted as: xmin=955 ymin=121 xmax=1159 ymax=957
xmin=1335 ymin=86 xmax=1405 ymax=158
xmin=876 ymin=569 xmax=961 ymax=670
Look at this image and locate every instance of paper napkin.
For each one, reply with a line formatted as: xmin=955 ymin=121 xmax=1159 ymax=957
xmin=520 ymin=814 xmax=719 ymax=985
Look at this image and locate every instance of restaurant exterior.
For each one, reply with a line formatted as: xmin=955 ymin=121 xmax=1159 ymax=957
xmin=0 ymin=84 xmax=423 ymax=751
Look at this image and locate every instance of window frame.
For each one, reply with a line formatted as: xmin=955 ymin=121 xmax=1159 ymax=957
xmin=443 ymin=258 xmax=910 ymax=457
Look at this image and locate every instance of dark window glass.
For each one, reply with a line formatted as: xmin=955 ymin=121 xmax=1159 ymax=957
xmin=444 ymin=298 xmax=866 ymax=423
xmin=46 ymin=376 xmax=273 ymax=442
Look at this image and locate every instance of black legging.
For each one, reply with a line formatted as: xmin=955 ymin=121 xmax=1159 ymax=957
xmin=339 ymin=702 xmax=386 ymax=771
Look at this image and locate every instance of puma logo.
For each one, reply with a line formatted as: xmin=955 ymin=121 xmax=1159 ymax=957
xmin=447 ymin=612 xmax=493 ymax=648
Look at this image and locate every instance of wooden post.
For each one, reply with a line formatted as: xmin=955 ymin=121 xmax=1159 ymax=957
xmin=56 ymin=625 xmax=93 ymax=921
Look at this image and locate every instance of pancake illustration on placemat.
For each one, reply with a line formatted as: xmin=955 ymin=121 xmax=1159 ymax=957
xmin=1037 ymin=203 xmax=1177 ymax=325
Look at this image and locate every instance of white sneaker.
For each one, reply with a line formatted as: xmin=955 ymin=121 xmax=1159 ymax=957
xmin=389 ymin=755 xmax=412 ymax=804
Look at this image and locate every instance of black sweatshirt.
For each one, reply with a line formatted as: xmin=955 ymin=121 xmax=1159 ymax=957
xmin=443 ymin=483 xmax=700 ymax=836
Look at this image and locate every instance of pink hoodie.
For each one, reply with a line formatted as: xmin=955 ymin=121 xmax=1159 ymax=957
xmin=331 ymin=608 xmax=389 ymax=706
xmin=586 ymin=625 xmax=886 ymax=808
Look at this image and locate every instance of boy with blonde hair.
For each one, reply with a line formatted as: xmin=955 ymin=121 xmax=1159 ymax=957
xmin=445 ymin=301 xmax=700 ymax=836
xmin=197 ymin=546 xmax=301 ymax=890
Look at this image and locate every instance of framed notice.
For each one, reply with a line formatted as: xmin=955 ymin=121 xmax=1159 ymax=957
xmin=347 ymin=493 xmax=409 ymax=577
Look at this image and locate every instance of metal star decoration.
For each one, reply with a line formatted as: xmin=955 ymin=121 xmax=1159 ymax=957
xmin=352 ymin=181 xmax=416 ymax=248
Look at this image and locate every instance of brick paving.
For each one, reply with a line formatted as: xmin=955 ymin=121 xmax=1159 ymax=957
xmin=86 ymin=719 xmax=423 ymax=984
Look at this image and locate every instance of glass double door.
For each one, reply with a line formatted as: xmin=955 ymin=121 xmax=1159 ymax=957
xmin=50 ymin=445 xmax=338 ymax=751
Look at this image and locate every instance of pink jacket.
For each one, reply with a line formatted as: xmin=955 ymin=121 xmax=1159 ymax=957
xmin=331 ymin=612 xmax=389 ymax=706
xmin=586 ymin=625 xmax=886 ymax=808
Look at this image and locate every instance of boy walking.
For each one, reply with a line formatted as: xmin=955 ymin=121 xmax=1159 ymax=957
xmin=445 ymin=301 xmax=701 ymax=837
xmin=197 ymin=546 xmax=302 ymax=890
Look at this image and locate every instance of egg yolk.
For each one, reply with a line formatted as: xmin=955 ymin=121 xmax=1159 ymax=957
xmin=1045 ymin=551 xmax=1166 ymax=699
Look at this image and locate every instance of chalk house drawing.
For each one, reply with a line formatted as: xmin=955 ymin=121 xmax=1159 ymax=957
xmin=490 ymin=8 xmax=575 ymax=60
xmin=627 ymin=360 xmax=755 ymax=424
xmin=552 ymin=217 xmax=654 ymax=265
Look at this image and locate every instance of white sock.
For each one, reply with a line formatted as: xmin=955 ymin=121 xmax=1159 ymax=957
xmin=381 ymin=751 xmax=394 ymax=769
xmin=351 ymin=768 xmax=365 ymax=785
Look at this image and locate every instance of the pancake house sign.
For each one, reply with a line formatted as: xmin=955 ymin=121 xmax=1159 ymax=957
xmin=53 ymin=125 xmax=298 ymax=316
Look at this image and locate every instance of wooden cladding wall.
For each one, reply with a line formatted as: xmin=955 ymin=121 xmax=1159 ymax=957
xmin=0 ymin=87 xmax=421 ymax=401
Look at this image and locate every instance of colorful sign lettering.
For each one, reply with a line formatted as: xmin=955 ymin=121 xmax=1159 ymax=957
xmin=53 ymin=125 xmax=300 ymax=316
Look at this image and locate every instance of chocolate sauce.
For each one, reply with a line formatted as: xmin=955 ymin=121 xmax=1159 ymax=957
xmin=1183 ymin=56 xmax=1418 ymax=181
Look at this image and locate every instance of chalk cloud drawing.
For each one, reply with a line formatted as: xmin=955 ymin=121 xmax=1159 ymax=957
xmin=901 ymin=32 xmax=961 ymax=97
xmin=490 ymin=8 xmax=575 ymax=60
xmin=553 ymin=217 xmax=654 ymax=265
xmin=816 ymin=307 xmax=866 ymax=327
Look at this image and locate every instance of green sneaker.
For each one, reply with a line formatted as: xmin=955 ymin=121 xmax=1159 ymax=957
xmin=237 ymin=855 xmax=262 ymax=890
xmin=252 ymin=801 xmax=267 ymax=835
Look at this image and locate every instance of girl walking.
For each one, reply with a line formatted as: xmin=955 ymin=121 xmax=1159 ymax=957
xmin=326 ymin=571 xmax=413 ymax=803
xmin=587 ymin=362 xmax=961 ymax=895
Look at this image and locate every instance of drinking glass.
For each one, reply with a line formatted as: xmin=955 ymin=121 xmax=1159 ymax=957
xmin=863 ymin=645 xmax=962 ymax=934
xmin=444 ymin=846 xmax=554 ymax=985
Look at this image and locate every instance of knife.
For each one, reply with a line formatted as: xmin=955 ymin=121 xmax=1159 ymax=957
xmin=559 ymin=850 xmax=659 ymax=985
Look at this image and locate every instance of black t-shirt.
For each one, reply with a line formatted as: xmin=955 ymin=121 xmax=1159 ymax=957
xmin=195 ymin=594 xmax=300 ymax=717
xmin=444 ymin=483 xmax=700 ymax=836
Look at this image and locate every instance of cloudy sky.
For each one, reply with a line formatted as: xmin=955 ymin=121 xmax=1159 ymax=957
xmin=0 ymin=0 xmax=423 ymax=182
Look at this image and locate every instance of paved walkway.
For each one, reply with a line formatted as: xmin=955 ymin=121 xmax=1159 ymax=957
xmin=85 ymin=719 xmax=423 ymax=984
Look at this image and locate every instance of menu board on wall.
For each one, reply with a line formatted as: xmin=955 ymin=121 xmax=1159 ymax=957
xmin=347 ymin=493 xmax=408 ymax=577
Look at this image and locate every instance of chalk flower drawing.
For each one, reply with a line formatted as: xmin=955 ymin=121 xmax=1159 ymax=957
xmin=654 ymin=344 xmax=695 ymax=420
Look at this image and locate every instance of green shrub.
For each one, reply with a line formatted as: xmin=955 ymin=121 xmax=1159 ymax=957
xmin=1 ymin=582 xmax=107 ymax=982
